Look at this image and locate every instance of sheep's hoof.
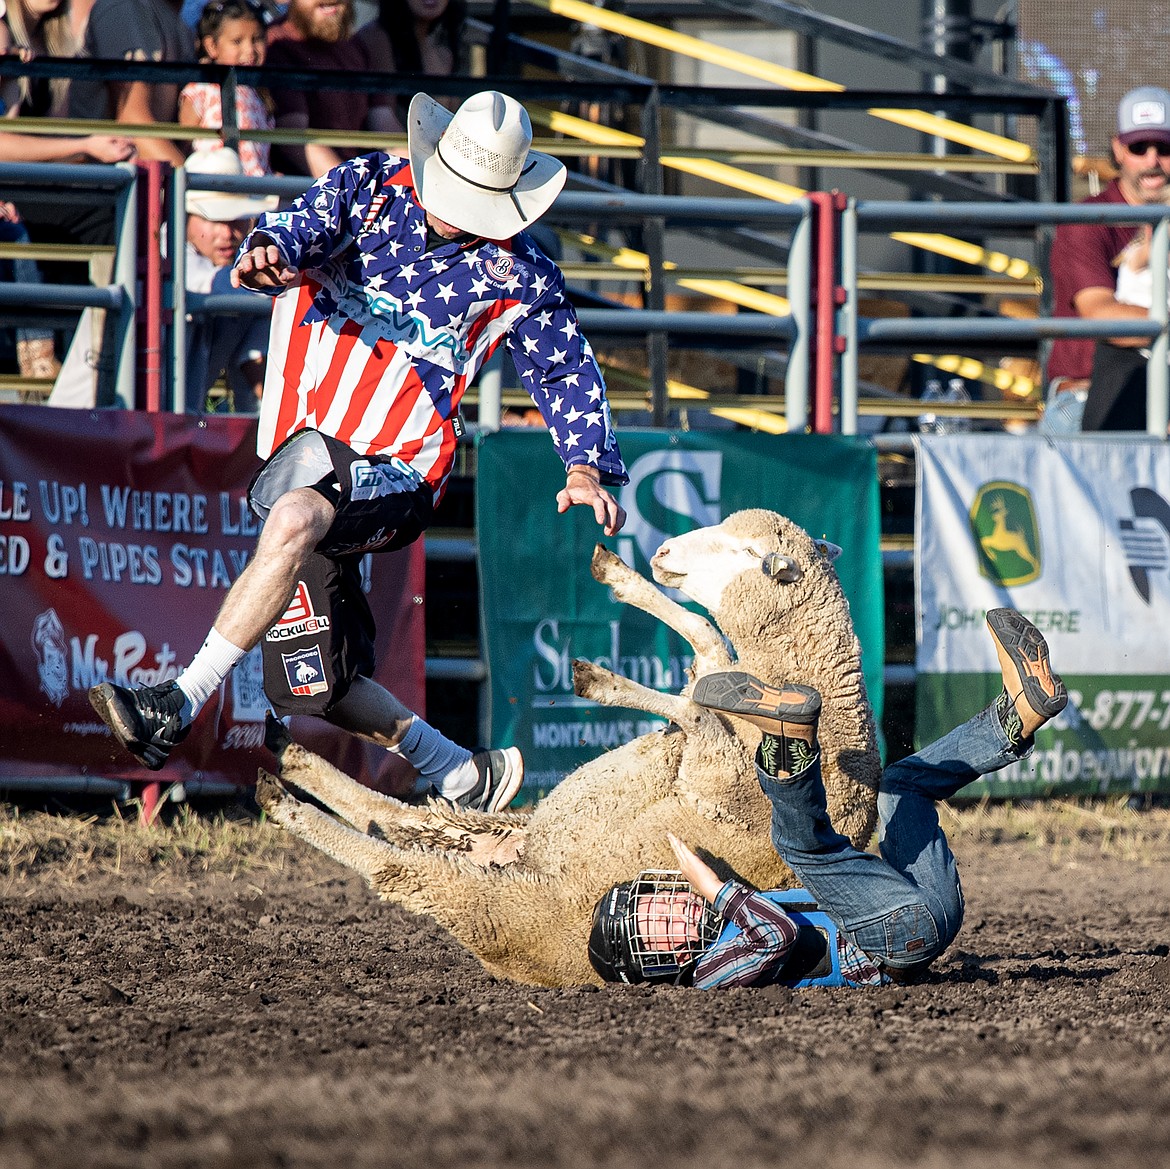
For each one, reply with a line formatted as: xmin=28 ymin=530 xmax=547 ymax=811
xmin=254 ymin=769 xmax=286 ymax=814
xmin=573 ymin=657 xmax=611 ymax=698
xmin=264 ymin=712 xmax=293 ymax=758
xmin=590 ymin=544 xmax=627 ymax=584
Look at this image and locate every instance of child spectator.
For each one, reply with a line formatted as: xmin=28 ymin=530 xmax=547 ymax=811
xmin=180 ymin=0 xmax=274 ymax=176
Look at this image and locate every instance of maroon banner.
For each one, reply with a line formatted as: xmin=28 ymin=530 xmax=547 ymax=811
xmin=0 ymin=404 xmax=425 ymax=797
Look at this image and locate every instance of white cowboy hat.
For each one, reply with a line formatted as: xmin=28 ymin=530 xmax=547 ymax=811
xmin=184 ymin=146 xmax=278 ymax=222
xmin=408 ymin=90 xmax=567 ymax=239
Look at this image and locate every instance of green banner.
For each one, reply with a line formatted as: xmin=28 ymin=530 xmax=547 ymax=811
xmin=919 ymin=672 xmax=1170 ymax=797
xmin=476 ymin=429 xmax=883 ymax=794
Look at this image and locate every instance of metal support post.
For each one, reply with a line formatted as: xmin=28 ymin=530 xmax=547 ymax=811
xmin=784 ymin=198 xmax=812 ymax=433
xmin=171 ymin=162 xmax=187 ymax=414
xmin=112 ymin=162 xmax=139 ymax=410
xmin=140 ymin=160 xmax=167 ymax=413
xmin=839 ymin=198 xmax=859 ymax=435
xmin=809 ymin=190 xmax=845 ymax=435
xmin=220 ymin=66 xmax=240 ymax=153
xmin=1149 ymin=216 xmax=1169 ymax=438
xmin=640 ymin=87 xmax=669 ymax=427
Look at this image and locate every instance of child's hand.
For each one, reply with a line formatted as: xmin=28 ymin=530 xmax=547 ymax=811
xmin=667 ymin=832 xmax=725 ymax=903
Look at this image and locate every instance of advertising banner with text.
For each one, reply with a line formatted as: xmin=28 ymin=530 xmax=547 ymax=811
xmin=477 ymin=429 xmax=883 ymax=794
xmin=0 ymin=405 xmax=425 ymax=796
xmin=916 ymin=434 xmax=1170 ymax=797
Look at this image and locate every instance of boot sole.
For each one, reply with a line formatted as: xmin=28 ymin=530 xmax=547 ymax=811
xmin=986 ymin=609 xmax=1068 ymax=719
xmin=691 ymin=671 xmax=821 ymax=733
xmin=88 ymin=683 xmax=169 ymax=771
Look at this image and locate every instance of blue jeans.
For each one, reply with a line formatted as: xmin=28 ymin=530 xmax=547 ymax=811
xmin=761 ymin=700 xmax=1025 ymax=976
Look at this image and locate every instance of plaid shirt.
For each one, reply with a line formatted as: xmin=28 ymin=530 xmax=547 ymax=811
xmin=693 ymin=880 xmax=889 ymax=989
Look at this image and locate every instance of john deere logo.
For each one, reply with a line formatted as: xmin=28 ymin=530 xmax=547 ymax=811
xmin=970 ymin=482 xmax=1041 ymax=586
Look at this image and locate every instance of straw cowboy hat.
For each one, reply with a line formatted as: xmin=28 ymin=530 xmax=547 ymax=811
xmin=408 ymin=90 xmax=567 ymax=239
xmin=184 ymin=146 xmax=278 ymax=222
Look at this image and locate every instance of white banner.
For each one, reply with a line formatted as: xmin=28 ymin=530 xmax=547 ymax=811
xmin=915 ymin=434 xmax=1170 ymax=795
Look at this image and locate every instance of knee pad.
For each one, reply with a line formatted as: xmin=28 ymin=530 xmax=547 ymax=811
xmin=248 ymin=429 xmax=337 ymax=522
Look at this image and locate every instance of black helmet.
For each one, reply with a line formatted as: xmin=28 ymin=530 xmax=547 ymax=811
xmin=588 ymin=871 xmax=721 ymax=985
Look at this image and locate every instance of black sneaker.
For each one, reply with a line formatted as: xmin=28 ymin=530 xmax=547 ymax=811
xmin=88 ymin=681 xmax=189 ymax=771
xmin=692 ymin=671 xmax=821 ymax=734
xmin=986 ymin=609 xmax=1068 ymax=729
xmin=432 ymin=747 xmax=524 ymax=813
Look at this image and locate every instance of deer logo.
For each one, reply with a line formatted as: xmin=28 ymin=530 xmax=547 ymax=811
xmin=970 ymin=483 xmax=1042 ymax=586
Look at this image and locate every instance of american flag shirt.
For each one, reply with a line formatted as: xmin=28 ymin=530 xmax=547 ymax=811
xmin=693 ymin=881 xmax=888 ymax=989
xmin=241 ymin=153 xmax=627 ymax=504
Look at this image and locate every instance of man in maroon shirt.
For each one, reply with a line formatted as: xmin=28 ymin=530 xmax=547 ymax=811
xmin=265 ymin=0 xmax=397 ymax=177
xmin=1049 ymin=86 xmax=1170 ymax=431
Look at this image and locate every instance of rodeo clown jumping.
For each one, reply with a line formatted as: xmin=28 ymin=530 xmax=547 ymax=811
xmin=89 ymin=89 xmax=628 ymax=813
xmin=589 ymin=609 xmax=1068 ymax=988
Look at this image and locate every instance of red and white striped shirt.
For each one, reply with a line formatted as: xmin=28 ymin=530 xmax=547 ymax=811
xmin=243 ymin=153 xmax=627 ymax=505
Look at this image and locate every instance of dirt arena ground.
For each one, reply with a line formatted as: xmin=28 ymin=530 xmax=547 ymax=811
xmin=1 ymin=807 xmax=1168 ymax=1169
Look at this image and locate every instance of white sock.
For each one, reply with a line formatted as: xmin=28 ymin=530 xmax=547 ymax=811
xmin=390 ymin=716 xmax=478 ymax=797
xmin=175 ymin=629 xmax=248 ymax=725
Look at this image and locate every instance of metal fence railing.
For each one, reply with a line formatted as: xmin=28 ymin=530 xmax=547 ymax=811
xmin=0 ymin=160 xmax=138 ymax=407
xmin=838 ymin=200 xmax=1170 ymax=438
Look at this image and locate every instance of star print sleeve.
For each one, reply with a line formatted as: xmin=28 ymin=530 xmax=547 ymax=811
xmin=239 ymin=155 xmax=377 ymax=280
xmin=505 ymin=268 xmax=627 ymax=486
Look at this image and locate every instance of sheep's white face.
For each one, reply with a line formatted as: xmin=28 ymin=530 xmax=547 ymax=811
xmin=651 ymin=525 xmax=792 ymax=612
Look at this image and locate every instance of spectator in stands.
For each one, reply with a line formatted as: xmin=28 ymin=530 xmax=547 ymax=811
xmin=179 ymin=0 xmax=275 ymax=175
xmin=357 ymin=0 xmax=465 ymax=131
xmin=264 ymin=0 xmax=397 ymax=177
xmin=0 ymin=0 xmax=137 ymax=388
xmin=67 ymin=0 xmax=195 ymax=166
xmin=0 ymin=0 xmax=136 ymax=188
xmin=182 ymin=146 xmax=275 ymax=412
xmin=1048 ymin=86 xmax=1170 ymax=432
xmin=0 ymin=201 xmax=59 ymax=385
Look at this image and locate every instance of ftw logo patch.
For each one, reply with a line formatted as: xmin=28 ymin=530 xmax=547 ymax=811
xmin=265 ymin=581 xmax=331 ymax=642
xmin=350 ymin=457 xmax=419 ymax=501
xmin=1118 ymin=486 xmax=1170 ymax=604
xmin=969 ymin=482 xmax=1041 ymax=586
xmin=282 ymin=645 xmax=328 ymax=697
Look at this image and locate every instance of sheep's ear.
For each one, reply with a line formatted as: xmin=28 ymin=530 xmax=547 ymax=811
xmin=815 ymin=538 xmax=843 ymax=563
xmin=761 ymin=552 xmax=802 ymax=582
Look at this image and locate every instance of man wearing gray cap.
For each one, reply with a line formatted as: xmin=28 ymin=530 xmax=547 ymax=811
xmin=1048 ymin=85 xmax=1170 ymax=431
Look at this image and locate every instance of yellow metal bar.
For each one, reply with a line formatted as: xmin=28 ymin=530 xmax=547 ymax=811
xmin=645 ymin=145 xmax=1036 ymax=172
xmin=911 ymin=352 xmax=1039 ymax=398
xmin=535 ymin=0 xmax=1034 ymax=163
xmin=0 ymin=243 xmax=115 ymax=262
xmin=599 ymin=367 xmax=789 ymax=432
xmin=562 ymin=229 xmax=792 ymax=313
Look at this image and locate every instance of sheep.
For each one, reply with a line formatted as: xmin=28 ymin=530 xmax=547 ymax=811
xmin=256 ymin=508 xmax=880 ymax=987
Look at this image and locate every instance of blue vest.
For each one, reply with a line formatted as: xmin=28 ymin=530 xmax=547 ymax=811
xmin=715 ymin=888 xmax=846 ymax=987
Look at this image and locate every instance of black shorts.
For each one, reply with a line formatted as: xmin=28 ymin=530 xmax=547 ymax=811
xmin=250 ymin=430 xmax=434 ymax=716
